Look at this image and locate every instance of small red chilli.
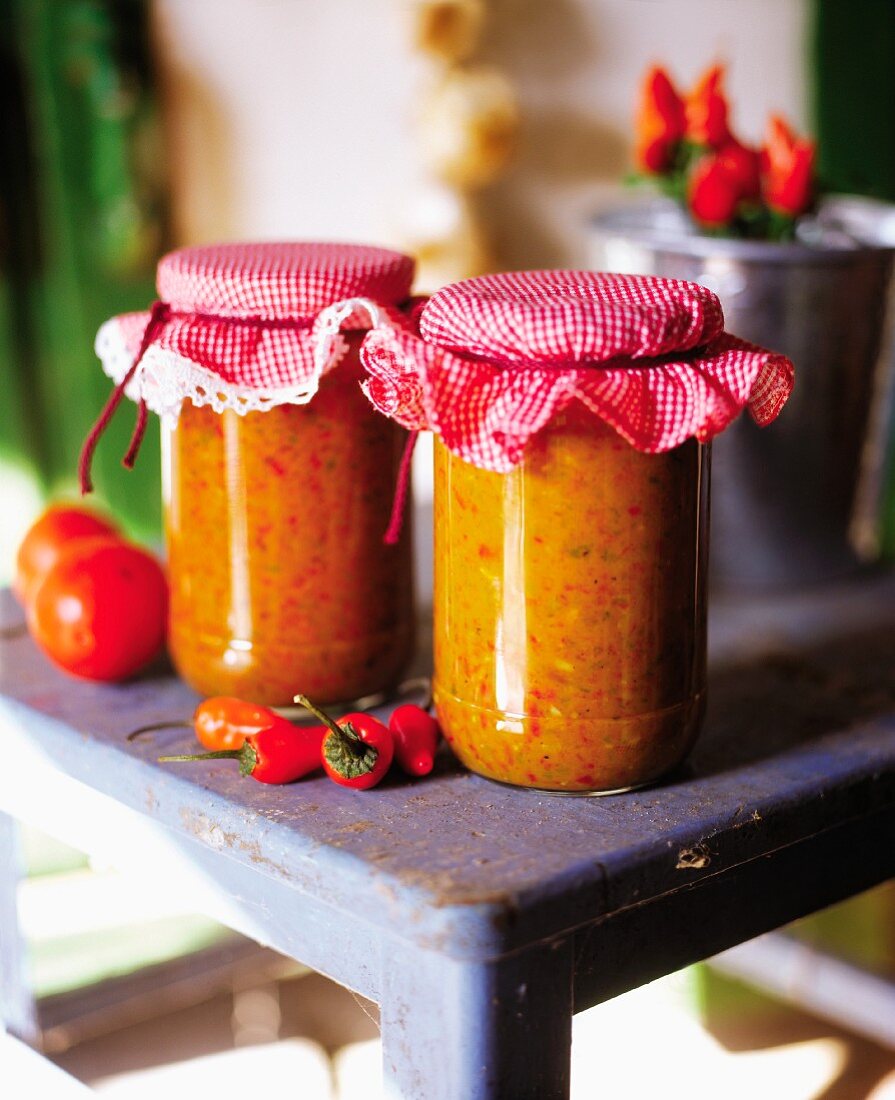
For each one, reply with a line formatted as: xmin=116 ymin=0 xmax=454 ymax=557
xmin=295 ymin=695 xmax=394 ymax=791
xmin=192 ymin=696 xmax=282 ymax=752
xmin=389 ymin=704 xmax=440 ymax=777
xmin=158 ymin=716 xmax=325 ymax=785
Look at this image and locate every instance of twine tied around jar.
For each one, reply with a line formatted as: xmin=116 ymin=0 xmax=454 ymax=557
xmin=383 ymin=429 xmax=419 ymax=546
xmin=79 ymin=299 xmax=171 ymax=493
xmin=78 ymin=301 xmax=322 ymax=494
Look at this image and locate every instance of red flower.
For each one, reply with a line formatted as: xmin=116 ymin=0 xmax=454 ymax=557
xmin=688 ymin=154 xmax=743 ymax=228
xmin=635 ymin=65 xmax=686 ymax=173
xmin=761 ymin=115 xmax=815 ymax=217
xmin=685 ymin=64 xmax=731 ymax=149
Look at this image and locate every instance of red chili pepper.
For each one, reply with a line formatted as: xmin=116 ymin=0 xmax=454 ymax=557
xmin=193 ymin=696 xmax=281 ymax=751
xmin=159 ymin=715 xmax=325 ymax=784
xmin=295 ymin=694 xmax=394 ymax=790
xmin=761 ymin=114 xmax=815 ymax=218
xmin=687 ymin=152 xmax=743 ymax=228
xmin=389 ymin=704 xmax=440 ymax=777
xmin=684 ymin=63 xmax=731 ymax=150
xmin=635 ymin=65 xmax=686 ymax=174
xmin=716 ymin=139 xmax=761 ymax=201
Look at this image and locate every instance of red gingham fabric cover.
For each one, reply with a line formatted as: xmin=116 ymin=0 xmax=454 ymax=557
xmin=360 ymin=270 xmax=794 ymax=470
xmin=420 ymin=270 xmax=725 ymax=364
xmin=158 ymin=241 xmax=413 ymax=317
xmin=104 ymin=242 xmax=415 ymax=395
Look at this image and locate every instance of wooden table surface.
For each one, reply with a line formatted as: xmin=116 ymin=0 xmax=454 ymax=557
xmin=1 ymin=577 xmax=894 ymax=1098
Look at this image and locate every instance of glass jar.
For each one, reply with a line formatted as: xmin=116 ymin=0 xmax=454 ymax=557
xmin=163 ymin=334 xmax=415 ymax=706
xmin=433 ymin=405 xmax=708 ymax=793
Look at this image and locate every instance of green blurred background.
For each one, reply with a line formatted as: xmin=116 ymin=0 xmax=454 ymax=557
xmin=1 ymin=0 xmax=165 ymax=551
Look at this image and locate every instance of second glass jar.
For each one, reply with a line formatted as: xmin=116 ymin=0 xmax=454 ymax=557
xmin=433 ymin=405 xmax=708 ymax=793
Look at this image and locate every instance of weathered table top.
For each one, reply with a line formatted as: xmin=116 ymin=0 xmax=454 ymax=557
xmin=1 ymin=577 xmax=894 ymax=978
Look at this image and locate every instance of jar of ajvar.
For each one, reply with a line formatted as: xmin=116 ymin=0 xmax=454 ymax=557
xmin=85 ymin=243 xmax=418 ymax=705
xmin=361 ymin=271 xmax=794 ymax=792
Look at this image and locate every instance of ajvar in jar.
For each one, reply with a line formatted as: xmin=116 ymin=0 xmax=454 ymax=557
xmin=94 ymin=243 xmax=418 ymax=706
xmin=360 ymin=270 xmax=795 ymax=792
xmin=434 ymin=413 xmax=708 ymax=792
xmin=164 ymin=336 xmax=414 ymax=704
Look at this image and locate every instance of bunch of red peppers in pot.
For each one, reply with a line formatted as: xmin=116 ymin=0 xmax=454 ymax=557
xmin=634 ymin=62 xmax=816 ymax=238
xmin=157 ymin=693 xmax=440 ymax=790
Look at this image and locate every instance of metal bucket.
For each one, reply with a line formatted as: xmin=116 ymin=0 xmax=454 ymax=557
xmin=589 ymin=197 xmax=895 ymax=589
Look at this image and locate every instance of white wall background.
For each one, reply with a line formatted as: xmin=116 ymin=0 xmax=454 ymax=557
xmin=153 ymin=0 xmax=425 ymax=246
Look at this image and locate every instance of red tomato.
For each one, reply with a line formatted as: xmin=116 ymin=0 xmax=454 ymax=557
xmin=15 ymin=504 xmax=120 ymax=607
xmin=28 ymin=537 xmax=168 ymax=682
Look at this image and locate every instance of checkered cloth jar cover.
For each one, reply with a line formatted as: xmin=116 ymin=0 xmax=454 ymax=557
xmin=360 ymin=270 xmax=794 ymax=471
xmin=81 ymin=241 xmax=419 ymax=491
xmin=94 ymin=241 xmax=417 ymax=424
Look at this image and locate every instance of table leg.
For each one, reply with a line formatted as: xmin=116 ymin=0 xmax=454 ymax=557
xmin=0 ymin=811 xmax=39 ymax=1045
xmin=380 ymin=937 xmax=573 ymax=1100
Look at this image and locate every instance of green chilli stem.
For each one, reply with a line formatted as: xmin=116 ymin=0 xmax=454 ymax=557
xmin=294 ymin=694 xmax=345 ymax=739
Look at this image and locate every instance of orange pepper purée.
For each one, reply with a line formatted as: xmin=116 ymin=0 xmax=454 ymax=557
xmin=164 ymin=336 xmax=415 ymax=706
xmin=433 ymin=406 xmax=707 ymax=792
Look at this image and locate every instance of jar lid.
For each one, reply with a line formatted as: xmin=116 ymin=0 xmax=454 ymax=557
xmin=420 ymin=270 xmax=724 ymax=364
xmin=157 ymin=242 xmax=414 ymax=318
xmin=360 ymin=270 xmax=794 ymax=470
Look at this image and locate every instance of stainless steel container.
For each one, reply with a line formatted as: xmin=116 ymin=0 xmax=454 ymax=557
xmin=590 ymin=197 xmax=895 ymax=589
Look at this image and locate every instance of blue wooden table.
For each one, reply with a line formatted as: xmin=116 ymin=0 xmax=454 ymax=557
xmin=1 ymin=578 xmax=895 ymax=1099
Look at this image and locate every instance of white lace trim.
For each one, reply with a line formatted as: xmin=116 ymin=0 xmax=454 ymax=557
xmin=95 ymin=297 xmax=387 ymax=426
